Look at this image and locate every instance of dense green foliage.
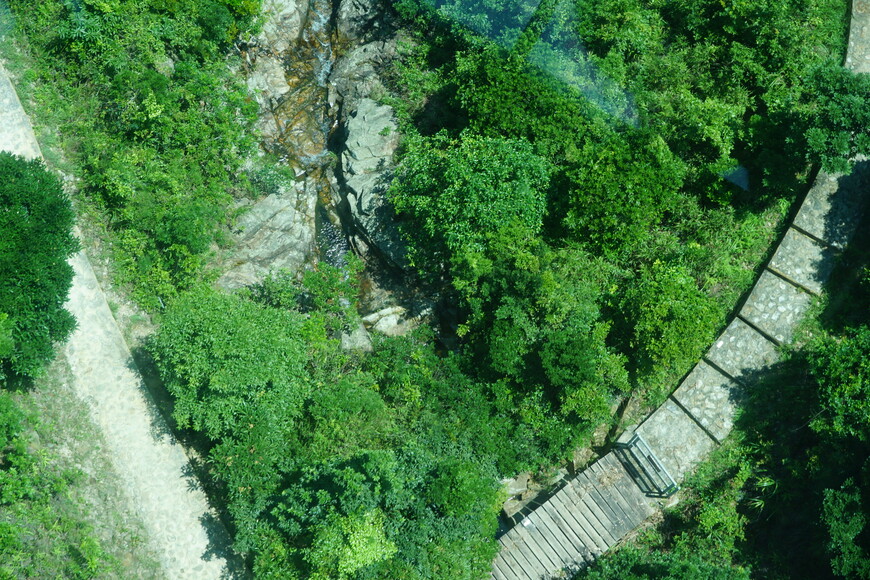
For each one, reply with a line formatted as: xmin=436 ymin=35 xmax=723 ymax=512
xmin=801 ymin=65 xmax=870 ymax=173
xmin=0 ymin=392 xmax=112 ymax=578
xmin=579 ymin=208 xmax=870 ymax=578
xmin=0 ymin=153 xmax=77 ymax=383
xmin=8 ymin=0 xmax=869 ymax=576
xmin=150 ymin=266 xmax=522 ymax=577
xmin=7 ymin=0 xmax=259 ymax=308
xmin=386 ymin=0 xmax=851 ymax=449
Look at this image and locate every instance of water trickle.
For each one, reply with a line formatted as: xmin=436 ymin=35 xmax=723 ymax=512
xmin=316 ymin=206 xmax=350 ymax=267
xmin=265 ymin=0 xmax=336 ymax=171
xmin=251 ymin=0 xmax=351 ymax=269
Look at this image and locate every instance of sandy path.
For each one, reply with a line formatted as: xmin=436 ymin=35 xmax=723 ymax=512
xmin=1 ymin=65 xmax=233 ymax=580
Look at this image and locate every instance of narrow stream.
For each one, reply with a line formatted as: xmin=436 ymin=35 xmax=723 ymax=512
xmin=268 ymin=0 xmax=349 ymax=264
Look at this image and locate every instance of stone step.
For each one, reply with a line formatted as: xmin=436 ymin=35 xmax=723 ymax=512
xmin=704 ymin=317 xmax=779 ymax=383
xmin=768 ymin=227 xmax=838 ymax=295
xmin=671 ymin=360 xmax=742 ymax=444
xmin=740 ymin=269 xmax=813 ymax=345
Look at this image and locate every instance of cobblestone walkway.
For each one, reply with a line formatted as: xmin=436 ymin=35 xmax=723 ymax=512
xmin=0 ymin=66 xmax=233 ymax=579
xmin=492 ymin=3 xmax=870 ymax=578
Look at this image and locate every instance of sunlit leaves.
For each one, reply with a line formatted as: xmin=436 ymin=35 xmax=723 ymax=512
xmin=0 ymin=154 xmax=78 ymax=382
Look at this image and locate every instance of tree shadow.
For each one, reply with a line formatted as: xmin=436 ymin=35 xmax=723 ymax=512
xmin=128 ymin=344 xmax=249 ymax=577
xmin=815 ymin=170 xmax=870 ymax=332
xmin=816 ymin=159 xmax=870 ymax=250
xmin=706 ymin=204 xmax=870 ymax=578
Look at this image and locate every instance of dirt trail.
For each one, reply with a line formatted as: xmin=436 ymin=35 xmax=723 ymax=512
xmin=1 ymin=64 xmax=235 ymax=580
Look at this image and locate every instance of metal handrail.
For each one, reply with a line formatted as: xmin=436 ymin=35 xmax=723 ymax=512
xmin=615 ymin=432 xmax=679 ymax=497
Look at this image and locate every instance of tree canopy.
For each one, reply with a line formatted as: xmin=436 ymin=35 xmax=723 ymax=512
xmin=0 ymin=153 xmax=78 ymax=383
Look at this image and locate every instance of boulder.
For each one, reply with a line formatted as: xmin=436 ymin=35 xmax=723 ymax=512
xmin=361 ymin=305 xmax=412 ymax=336
xmin=335 ymin=0 xmax=386 ymax=42
xmin=336 ymin=97 xmax=408 ymax=269
xmin=328 ymin=40 xmax=396 ymax=111
xmin=340 ymin=323 xmax=374 ymax=351
xmin=343 ymin=98 xmax=398 ymax=208
xmin=502 ymin=472 xmax=532 ymax=498
xmin=216 ymin=179 xmax=317 ymax=290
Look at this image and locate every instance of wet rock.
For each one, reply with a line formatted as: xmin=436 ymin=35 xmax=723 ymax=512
xmin=361 ymin=305 xmax=404 ymax=325
xmin=343 ymin=98 xmax=398 ymax=217
xmin=246 ymin=0 xmax=331 ymax=166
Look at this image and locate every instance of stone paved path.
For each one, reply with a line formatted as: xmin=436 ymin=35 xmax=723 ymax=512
xmin=493 ymin=3 xmax=870 ymax=577
xmin=0 ymin=65 xmax=233 ymax=579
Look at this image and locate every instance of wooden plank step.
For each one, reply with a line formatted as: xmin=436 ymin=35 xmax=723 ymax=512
xmin=564 ymin=475 xmax=620 ymax=546
xmin=596 ymin=455 xmax=656 ymax=523
xmin=588 ymin=484 xmax=632 ymax=538
xmin=535 ymin=502 xmax=586 ymax=570
xmin=579 ymin=469 xmax=633 ymax=538
xmin=523 ymin=509 xmax=574 ymax=572
xmin=499 ymin=537 xmax=534 ymax=580
xmin=495 ymin=536 xmax=533 ymax=580
xmin=551 ymin=486 xmax=610 ymax=553
xmin=511 ymin=518 xmax=563 ymax=575
xmin=492 ymin=538 xmax=526 ymax=580
xmin=501 ymin=528 xmax=547 ymax=579
xmin=539 ymin=500 xmax=595 ymax=566
xmin=491 ymin=559 xmax=514 ymax=580
xmin=539 ymin=500 xmax=594 ymax=574
xmin=529 ymin=504 xmax=585 ymax=570
xmin=547 ymin=490 xmax=605 ymax=558
xmin=585 ymin=460 xmax=642 ymax=536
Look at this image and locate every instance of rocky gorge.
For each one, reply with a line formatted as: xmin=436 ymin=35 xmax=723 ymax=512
xmin=217 ymin=0 xmax=429 ymax=336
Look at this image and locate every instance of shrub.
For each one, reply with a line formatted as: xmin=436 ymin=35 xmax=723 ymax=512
xmin=0 ymin=153 xmax=78 ymax=383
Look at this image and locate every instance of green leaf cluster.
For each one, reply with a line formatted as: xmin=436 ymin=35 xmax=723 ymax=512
xmin=387 ymin=0 xmax=847 ymax=431
xmin=150 ymin=268 xmax=516 ymax=578
xmin=0 ymin=153 xmax=78 ymax=383
xmin=8 ymin=0 xmax=259 ymax=308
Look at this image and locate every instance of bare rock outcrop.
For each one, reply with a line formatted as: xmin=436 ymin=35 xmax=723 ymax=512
xmin=217 ymin=180 xmax=318 ymax=289
xmin=328 ymin=36 xmax=409 ymax=270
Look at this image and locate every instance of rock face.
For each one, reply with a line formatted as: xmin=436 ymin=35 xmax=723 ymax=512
xmin=336 ymin=0 xmax=387 ymax=42
xmin=221 ymin=0 xmax=419 ymax=327
xmin=219 ymin=0 xmax=334 ymax=287
xmin=340 ymin=98 xmax=408 ymax=269
xmin=328 ymin=38 xmax=409 ymax=270
xmin=217 ymin=180 xmax=318 ymax=289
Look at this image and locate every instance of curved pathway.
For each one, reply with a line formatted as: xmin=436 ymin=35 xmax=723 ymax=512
xmin=492 ymin=3 xmax=870 ymax=578
xmin=0 ymin=66 xmax=234 ymax=579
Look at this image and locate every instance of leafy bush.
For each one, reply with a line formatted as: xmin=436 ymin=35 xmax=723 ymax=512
xmin=150 ymin=266 xmax=509 ymax=578
xmin=823 ymin=477 xmax=870 ymax=579
xmin=622 ymin=260 xmax=723 ymax=400
xmin=807 ymin=326 xmax=870 ymax=441
xmin=578 ymin=546 xmax=750 ymax=580
xmin=9 ymin=0 xmax=258 ymax=308
xmin=0 ymin=153 xmax=78 ymax=383
xmin=390 ymin=132 xmax=550 ymax=274
xmin=0 ymin=392 xmax=112 ymax=578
